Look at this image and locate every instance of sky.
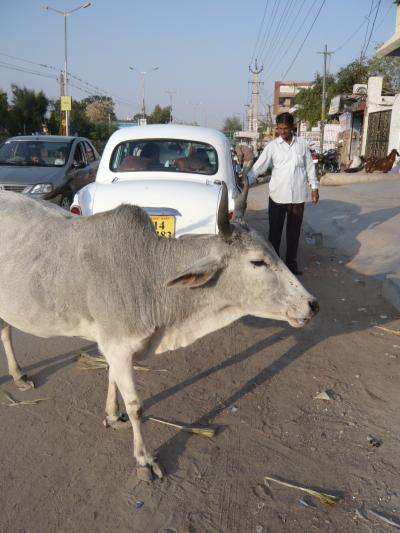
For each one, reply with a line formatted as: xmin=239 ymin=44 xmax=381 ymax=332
xmin=0 ymin=0 xmax=397 ymax=129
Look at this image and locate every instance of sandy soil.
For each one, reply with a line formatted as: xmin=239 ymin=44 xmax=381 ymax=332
xmin=1 ymin=193 xmax=399 ymax=533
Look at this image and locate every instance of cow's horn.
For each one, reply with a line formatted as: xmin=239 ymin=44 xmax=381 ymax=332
xmin=217 ymin=182 xmax=233 ymax=238
xmin=233 ymin=175 xmax=249 ymax=222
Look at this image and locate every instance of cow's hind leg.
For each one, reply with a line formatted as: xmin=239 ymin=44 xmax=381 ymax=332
xmin=0 ymin=320 xmax=34 ymax=390
xmin=101 ymin=343 xmax=163 ymax=481
xmin=103 ymin=367 xmax=131 ymax=430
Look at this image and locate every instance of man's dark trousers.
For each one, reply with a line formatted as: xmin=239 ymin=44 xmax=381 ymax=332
xmin=268 ymin=197 xmax=304 ymax=272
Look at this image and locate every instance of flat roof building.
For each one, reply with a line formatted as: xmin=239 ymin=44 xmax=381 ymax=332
xmin=273 ymin=80 xmax=313 ymax=118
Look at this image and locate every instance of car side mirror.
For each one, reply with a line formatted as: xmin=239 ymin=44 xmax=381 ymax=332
xmin=73 ymin=160 xmax=86 ymax=169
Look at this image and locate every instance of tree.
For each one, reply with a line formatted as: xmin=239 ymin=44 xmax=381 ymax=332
xmin=147 ymin=104 xmax=171 ymax=124
xmin=83 ymin=95 xmax=116 ymax=123
xmin=294 ymin=54 xmax=392 ymax=128
xmin=0 ymin=90 xmax=9 ymax=135
xmin=70 ymin=100 xmax=94 ymax=137
xmin=334 ymin=60 xmax=369 ymax=94
xmin=295 ymin=73 xmax=335 ymax=127
xmin=222 ymin=116 xmax=242 ymax=135
xmin=368 ymin=53 xmax=400 ymax=92
xmin=8 ymin=85 xmax=48 ymax=135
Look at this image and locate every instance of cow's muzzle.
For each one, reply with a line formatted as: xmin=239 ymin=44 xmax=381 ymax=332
xmin=286 ymin=298 xmax=319 ymax=327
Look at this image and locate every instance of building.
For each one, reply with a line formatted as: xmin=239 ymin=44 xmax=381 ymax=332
xmin=273 ymin=80 xmax=312 ymax=117
xmin=376 ymin=0 xmax=400 ymax=57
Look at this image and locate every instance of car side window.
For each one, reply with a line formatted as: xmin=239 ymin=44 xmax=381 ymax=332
xmin=84 ymin=141 xmax=95 ymax=163
xmin=73 ymin=143 xmax=86 ymax=166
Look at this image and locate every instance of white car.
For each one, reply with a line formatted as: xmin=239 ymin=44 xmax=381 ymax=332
xmin=71 ymin=124 xmax=241 ymax=237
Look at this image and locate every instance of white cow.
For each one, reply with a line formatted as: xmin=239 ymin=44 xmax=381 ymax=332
xmin=0 ymin=185 xmax=318 ymax=481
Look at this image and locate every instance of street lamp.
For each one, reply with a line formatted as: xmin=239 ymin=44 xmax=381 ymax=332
xmin=129 ymin=66 xmax=159 ymax=121
xmin=165 ymin=90 xmax=176 ymax=123
xmin=42 ymin=2 xmax=91 ymax=136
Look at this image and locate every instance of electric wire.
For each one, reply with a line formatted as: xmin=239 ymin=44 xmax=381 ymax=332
xmin=360 ymin=0 xmax=376 ymax=59
xmin=254 ymin=0 xmax=280 ymax=64
xmin=0 ymin=51 xmax=134 ymax=107
xmin=258 ymin=0 xmax=294 ymax=65
xmin=361 ymin=0 xmax=382 ymax=59
xmin=259 ymin=0 xmax=295 ymax=68
xmin=250 ymin=0 xmax=270 ymax=67
xmin=265 ymin=0 xmax=317 ymax=78
xmin=280 ymin=0 xmax=326 ymax=80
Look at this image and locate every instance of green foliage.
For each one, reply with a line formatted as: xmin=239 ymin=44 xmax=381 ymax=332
xmin=7 ymin=85 xmax=48 ymax=135
xmin=147 ymin=104 xmax=171 ymax=124
xmin=334 ymin=60 xmax=369 ymax=94
xmin=0 ymin=90 xmax=8 ymax=134
xmin=295 ymin=73 xmax=336 ymax=127
xmin=368 ymin=53 xmax=400 ymax=92
xmin=83 ymin=95 xmax=116 ymax=123
xmin=294 ymin=52 xmax=400 ymax=128
xmin=222 ymin=116 xmax=242 ymax=135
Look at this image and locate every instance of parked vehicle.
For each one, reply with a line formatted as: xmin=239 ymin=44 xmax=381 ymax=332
xmin=313 ymin=148 xmax=340 ymax=177
xmin=0 ymin=135 xmax=100 ymax=209
xmin=71 ymin=124 xmax=243 ymax=237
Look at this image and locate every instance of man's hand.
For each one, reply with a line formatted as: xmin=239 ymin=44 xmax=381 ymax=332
xmin=311 ymin=189 xmax=319 ymax=204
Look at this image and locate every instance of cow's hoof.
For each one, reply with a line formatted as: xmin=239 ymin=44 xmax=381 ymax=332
xmin=136 ymin=460 xmax=164 ymax=482
xmin=103 ymin=414 xmax=132 ymax=430
xmin=15 ymin=375 xmax=34 ymax=391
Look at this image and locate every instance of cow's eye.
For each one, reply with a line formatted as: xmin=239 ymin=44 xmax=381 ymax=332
xmin=251 ymin=260 xmax=268 ymax=268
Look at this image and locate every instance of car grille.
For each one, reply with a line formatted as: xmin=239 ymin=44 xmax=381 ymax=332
xmin=0 ymin=185 xmax=27 ymax=193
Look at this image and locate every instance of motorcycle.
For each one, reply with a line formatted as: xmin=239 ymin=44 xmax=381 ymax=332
xmin=311 ymin=149 xmax=340 ymax=177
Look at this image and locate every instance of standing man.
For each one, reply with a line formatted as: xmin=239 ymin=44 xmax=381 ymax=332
xmin=248 ymin=112 xmax=319 ymax=275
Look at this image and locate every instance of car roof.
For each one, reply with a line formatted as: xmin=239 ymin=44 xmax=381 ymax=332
xmin=6 ymin=135 xmax=82 ymax=142
xmin=109 ymin=124 xmax=228 ymax=147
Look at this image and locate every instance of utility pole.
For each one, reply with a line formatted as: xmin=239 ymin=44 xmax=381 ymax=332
xmin=166 ymin=90 xmax=176 ymax=123
xmin=317 ymin=44 xmax=334 ymax=153
xmin=248 ymin=61 xmax=263 ymax=134
xmin=59 ymin=71 xmax=65 ymax=135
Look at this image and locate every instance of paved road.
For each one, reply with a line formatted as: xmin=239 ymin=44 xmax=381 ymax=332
xmin=249 ymin=178 xmax=400 ymax=310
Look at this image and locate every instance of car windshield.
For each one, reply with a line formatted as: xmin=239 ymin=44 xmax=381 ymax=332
xmin=110 ymin=139 xmax=218 ymax=175
xmin=0 ymin=140 xmax=72 ymax=167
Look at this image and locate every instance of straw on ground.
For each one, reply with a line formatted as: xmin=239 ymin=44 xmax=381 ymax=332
xmin=374 ymin=325 xmax=400 ymax=337
xmin=264 ymin=475 xmax=340 ymax=506
xmin=148 ymin=416 xmax=216 ymax=438
xmin=3 ymin=391 xmax=51 ymax=407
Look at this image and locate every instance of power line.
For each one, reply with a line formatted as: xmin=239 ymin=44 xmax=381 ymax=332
xmin=265 ymin=0 xmax=316 ymax=78
xmin=361 ymin=0 xmax=382 ymax=60
xmin=260 ymin=0 xmax=295 ymax=68
xmin=0 ymin=51 xmax=134 ymax=107
xmin=281 ymin=0 xmax=326 ymax=80
xmin=250 ymin=0 xmax=270 ymax=66
xmin=0 ymin=61 xmax=58 ymax=81
xmin=255 ymin=0 xmax=280 ymax=64
xmin=334 ymin=18 xmax=369 ymax=53
xmin=360 ymin=0 xmax=376 ymax=59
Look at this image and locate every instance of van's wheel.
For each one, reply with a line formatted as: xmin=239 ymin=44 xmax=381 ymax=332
xmin=60 ymin=192 xmax=72 ymax=210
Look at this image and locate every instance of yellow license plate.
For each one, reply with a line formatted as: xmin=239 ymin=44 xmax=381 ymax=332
xmin=150 ymin=215 xmax=176 ymax=238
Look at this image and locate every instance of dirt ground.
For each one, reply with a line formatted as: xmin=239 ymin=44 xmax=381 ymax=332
xmin=1 ymin=198 xmax=400 ymax=533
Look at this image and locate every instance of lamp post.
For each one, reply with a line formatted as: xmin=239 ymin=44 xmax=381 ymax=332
xmin=129 ymin=66 xmax=159 ymax=122
xmin=42 ymin=2 xmax=91 ymax=136
xmin=165 ymin=90 xmax=176 ymax=123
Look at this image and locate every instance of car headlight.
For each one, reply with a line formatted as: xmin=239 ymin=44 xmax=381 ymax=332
xmin=26 ymin=183 xmax=54 ymax=194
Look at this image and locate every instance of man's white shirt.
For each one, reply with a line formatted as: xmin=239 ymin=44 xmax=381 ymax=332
xmin=248 ymin=136 xmax=318 ymax=204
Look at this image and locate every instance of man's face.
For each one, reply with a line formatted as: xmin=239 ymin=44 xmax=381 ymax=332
xmin=276 ymin=122 xmax=292 ymax=141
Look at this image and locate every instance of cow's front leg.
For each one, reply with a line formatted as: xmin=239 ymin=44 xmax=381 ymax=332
xmin=102 ymin=345 xmax=163 ymax=481
xmin=103 ymin=367 xmax=131 ymax=430
xmin=0 ymin=320 xmax=34 ymax=391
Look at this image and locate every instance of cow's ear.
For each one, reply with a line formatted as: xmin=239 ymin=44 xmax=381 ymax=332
xmin=166 ymin=256 xmax=222 ymax=288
